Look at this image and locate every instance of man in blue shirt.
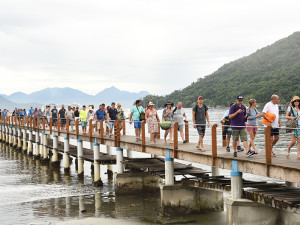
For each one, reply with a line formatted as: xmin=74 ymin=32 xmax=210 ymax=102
xmin=95 ymin=104 xmax=107 ymax=121
xmin=130 ymin=100 xmax=144 ymax=141
xmin=28 ymin=106 xmax=34 ymax=117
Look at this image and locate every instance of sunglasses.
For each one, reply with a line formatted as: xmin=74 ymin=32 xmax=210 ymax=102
xmin=294 ymin=100 xmax=300 ymax=102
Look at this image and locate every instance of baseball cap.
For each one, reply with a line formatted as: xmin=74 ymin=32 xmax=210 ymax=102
xmin=198 ymin=96 xmax=203 ymax=100
xmin=237 ymin=95 xmax=244 ymax=100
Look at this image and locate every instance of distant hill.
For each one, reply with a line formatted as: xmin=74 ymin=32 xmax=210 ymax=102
xmin=143 ymin=32 xmax=300 ymax=107
xmin=1 ymin=86 xmax=150 ymax=108
xmin=0 ymin=96 xmax=42 ymax=111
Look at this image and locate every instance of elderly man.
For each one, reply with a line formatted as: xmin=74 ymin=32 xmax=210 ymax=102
xmin=173 ymin=102 xmax=187 ymax=143
xmin=262 ymin=94 xmax=280 ymax=157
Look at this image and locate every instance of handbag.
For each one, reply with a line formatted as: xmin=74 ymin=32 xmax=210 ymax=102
xmin=286 ymin=107 xmax=298 ymax=133
xmin=136 ymin=106 xmax=145 ymax=121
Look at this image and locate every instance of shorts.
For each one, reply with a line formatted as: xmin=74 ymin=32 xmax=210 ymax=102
xmin=60 ymin=118 xmax=66 ymax=125
xmin=246 ymin=124 xmax=257 ymax=133
xmin=81 ymin=121 xmax=87 ymax=127
xmin=47 ymin=116 xmax=51 ymax=123
xmin=222 ymin=127 xmax=232 ymax=140
xmin=178 ymin=124 xmax=184 ymax=131
xmin=134 ymin=120 xmax=141 ymax=129
xmin=271 ymin=128 xmax=279 ymax=136
xmin=52 ymin=118 xmax=57 ymax=124
xmin=232 ymin=129 xmax=247 ymax=142
xmin=109 ymin=121 xmax=115 ymax=129
xmin=196 ymin=125 xmax=206 ymax=136
xmin=69 ymin=119 xmax=75 ymax=125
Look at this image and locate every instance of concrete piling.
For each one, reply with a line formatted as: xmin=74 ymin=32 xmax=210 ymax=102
xmin=28 ymin=130 xmax=33 ymax=156
xmin=22 ymin=129 xmax=27 ymax=152
xmin=13 ymin=127 xmax=17 ymax=148
xmin=116 ymin=147 xmax=124 ymax=174
xmin=77 ymin=139 xmax=84 ymax=178
xmin=6 ymin=126 xmax=9 ymax=143
xmin=34 ymin=131 xmax=40 ymax=158
xmin=51 ymin=135 xmax=60 ymax=168
xmin=93 ymin=141 xmax=103 ymax=186
xmin=8 ymin=126 xmax=12 ymax=146
xmin=165 ymin=149 xmax=174 ymax=186
xmin=106 ymin=145 xmax=113 ymax=179
xmin=41 ymin=133 xmax=49 ymax=163
xmin=63 ymin=137 xmax=70 ymax=173
xmin=17 ymin=128 xmax=22 ymax=150
xmin=231 ymin=160 xmax=243 ymax=199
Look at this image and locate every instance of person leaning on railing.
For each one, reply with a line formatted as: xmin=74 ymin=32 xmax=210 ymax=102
xmin=285 ymin=96 xmax=300 ymax=159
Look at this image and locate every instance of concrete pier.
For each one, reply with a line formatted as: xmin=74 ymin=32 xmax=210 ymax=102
xmin=39 ymin=133 xmax=43 ymax=158
xmin=34 ymin=131 xmax=40 ymax=158
xmin=231 ymin=160 xmax=243 ymax=199
xmin=51 ymin=135 xmax=60 ymax=168
xmin=41 ymin=133 xmax=49 ymax=163
xmin=106 ymin=145 xmax=113 ymax=179
xmin=77 ymin=139 xmax=84 ymax=178
xmin=160 ymin=185 xmax=223 ymax=215
xmin=8 ymin=126 xmax=12 ymax=146
xmin=63 ymin=137 xmax=70 ymax=173
xmin=17 ymin=128 xmax=21 ymax=150
xmin=93 ymin=141 xmax=103 ymax=186
xmin=13 ymin=128 xmax=17 ymax=148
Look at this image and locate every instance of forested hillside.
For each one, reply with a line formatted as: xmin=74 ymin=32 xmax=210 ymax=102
xmin=143 ymin=32 xmax=300 ymax=107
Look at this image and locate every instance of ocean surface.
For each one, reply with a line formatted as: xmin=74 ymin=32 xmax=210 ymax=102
xmin=0 ymin=107 xmax=293 ymax=224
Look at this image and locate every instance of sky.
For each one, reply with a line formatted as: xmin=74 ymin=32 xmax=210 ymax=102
xmin=0 ymin=0 xmax=300 ymax=96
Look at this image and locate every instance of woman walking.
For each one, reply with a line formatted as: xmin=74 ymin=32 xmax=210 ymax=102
xmin=246 ymin=99 xmax=261 ymax=154
xmin=162 ymin=102 xmax=174 ymax=144
xmin=286 ymin=96 xmax=300 ymax=159
xmin=117 ymin=103 xmax=125 ymax=133
xmin=145 ymin=101 xmax=160 ymax=144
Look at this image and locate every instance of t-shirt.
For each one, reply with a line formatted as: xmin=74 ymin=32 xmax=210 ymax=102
xmin=80 ymin=110 xmax=88 ymax=122
xmin=193 ymin=104 xmax=207 ymax=125
xmin=108 ymin=108 xmax=118 ymax=120
xmin=28 ymin=108 xmax=34 ymax=116
xmin=229 ymin=104 xmax=246 ymax=130
xmin=20 ymin=111 xmax=26 ymax=116
xmin=51 ymin=109 xmax=58 ymax=118
xmin=172 ymin=108 xmax=186 ymax=125
xmin=131 ymin=106 xmax=144 ymax=121
xmin=2 ymin=111 xmax=7 ymax=116
xmin=74 ymin=110 xmax=80 ymax=117
xmin=96 ymin=109 xmax=106 ymax=120
xmin=262 ymin=102 xmax=279 ymax=128
xmin=246 ymin=108 xmax=258 ymax=126
xmin=66 ymin=110 xmax=74 ymax=120
xmin=59 ymin=109 xmax=66 ymax=118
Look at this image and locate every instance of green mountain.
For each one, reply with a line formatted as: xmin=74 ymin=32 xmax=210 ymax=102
xmin=143 ymin=32 xmax=300 ymax=107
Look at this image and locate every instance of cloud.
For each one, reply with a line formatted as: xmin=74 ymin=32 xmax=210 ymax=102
xmin=0 ymin=0 xmax=299 ymax=96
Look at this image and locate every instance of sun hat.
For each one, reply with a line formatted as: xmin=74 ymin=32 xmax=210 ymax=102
xmin=148 ymin=101 xmax=155 ymax=106
xmin=164 ymin=102 xmax=174 ymax=107
xmin=291 ymin=96 xmax=300 ymax=102
xmin=89 ymin=106 xmax=93 ymax=110
xmin=117 ymin=103 xmax=121 ymax=107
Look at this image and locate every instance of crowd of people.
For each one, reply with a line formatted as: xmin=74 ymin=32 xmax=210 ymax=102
xmin=0 ymin=94 xmax=299 ymax=159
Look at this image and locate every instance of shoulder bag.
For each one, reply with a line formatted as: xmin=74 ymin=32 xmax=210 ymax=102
xmin=286 ymin=107 xmax=298 ymax=133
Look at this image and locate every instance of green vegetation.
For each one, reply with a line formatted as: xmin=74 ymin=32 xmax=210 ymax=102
xmin=143 ymin=32 xmax=300 ymax=107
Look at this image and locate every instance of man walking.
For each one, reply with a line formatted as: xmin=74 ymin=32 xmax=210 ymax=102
xmin=130 ymin=100 xmax=144 ymax=141
xmin=51 ymin=106 xmax=58 ymax=130
xmin=80 ymin=105 xmax=88 ymax=135
xmin=262 ymin=94 xmax=280 ymax=157
xmin=193 ymin=96 xmax=210 ymax=151
xmin=107 ymin=102 xmax=118 ymax=138
xmin=229 ymin=96 xmax=251 ymax=157
xmin=95 ymin=104 xmax=107 ymax=122
xmin=173 ymin=102 xmax=187 ymax=143
xmin=58 ymin=105 xmax=66 ymax=131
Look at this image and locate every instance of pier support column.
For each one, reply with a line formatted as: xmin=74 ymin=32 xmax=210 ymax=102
xmin=28 ymin=130 xmax=33 ymax=156
xmin=13 ymin=127 xmax=17 ymax=148
xmin=127 ymin=149 xmax=133 ymax=158
xmin=231 ymin=160 xmax=243 ymax=199
xmin=0 ymin=126 xmax=2 ymax=142
xmin=8 ymin=126 xmax=12 ymax=146
xmin=41 ymin=133 xmax=49 ymax=163
xmin=93 ymin=141 xmax=103 ymax=187
xmin=34 ymin=131 xmax=40 ymax=159
xmin=116 ymin=147 xmax=124 ymax=174
xmin=285 ymin=181 xmax=297 ymax=188
xmin=77 ymin=139 xmax=84 ymax=178
xmin=63 ymin=137 xmax=70 ymax=173
xmin=22 ymin=129 xmax=27 ymax=152
xmin=51 ymin=135 xmax=60 ymax=168
xmin=211 ymin=166 xmax=220 ymax=176
xmin=17 ymin=128 xmax=22 ymax=150
xmin=39 ymin=134 xmax=43 ymax=158
xmin=6 ymin=126 xmax=9 ymax=143
xmin=106 ymin=145 xmax=113 ymax=179
xmin=165 ymin=149 xmax=174 ymax=186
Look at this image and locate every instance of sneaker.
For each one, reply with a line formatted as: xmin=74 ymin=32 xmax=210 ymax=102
xmin=109 ymin=135 xmax=112 ymax=138
xmin=246 ymin=150 xmax=255 ymax=157
xmin=226 ymin=146 xmax=230 ymax=152
xmin=136 ymin=138 xmax=139 ymax=142
xmin=237 ymin=146 xmax=244 ymax=152
xmin=233 ymin=152 xmax=237 ymax=157
xmin=183 ymin=140 xmax=187 ymax=144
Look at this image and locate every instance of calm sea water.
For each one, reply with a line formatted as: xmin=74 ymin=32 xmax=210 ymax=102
xmin=0 ymin=107 xmax=293 ymax=224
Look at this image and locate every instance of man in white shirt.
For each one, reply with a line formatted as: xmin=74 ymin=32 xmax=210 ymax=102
xmin=262 ymin=94 xmax=280 ymax=156
xmin=173 ymin=102 xmax=187 ymax=143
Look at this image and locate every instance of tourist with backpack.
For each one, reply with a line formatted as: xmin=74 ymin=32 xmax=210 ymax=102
xmin=192 ymin=96 xmax=210 ymax=151
xmin=130 ymin=100 xmax=144 ymax=141
xmin=229 ymin=95 xmax=251 ymax=157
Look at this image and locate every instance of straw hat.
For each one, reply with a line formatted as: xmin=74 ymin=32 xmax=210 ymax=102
xmin=148 ymin=101 xmax=155 ymax=106
xmin=291 ymin=96 xmax=300 ymax=102
xmin=89 ymin=106 xmax=93 ymax=110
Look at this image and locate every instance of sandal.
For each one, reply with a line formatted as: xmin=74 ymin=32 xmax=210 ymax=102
xmin=271 ymin=152 xmax=276 ymax=157
xmin=286 ymin=150 xmax=290 ymax=158
xmin=200 ymin=149 xmax=206 ymax=152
